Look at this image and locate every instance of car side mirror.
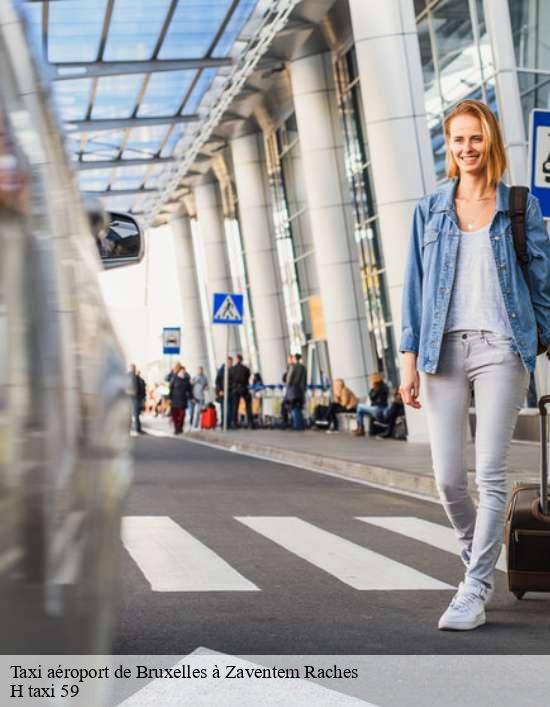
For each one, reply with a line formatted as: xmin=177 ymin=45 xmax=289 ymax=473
xmin=97 ymin=211 xmax=144 ymax=269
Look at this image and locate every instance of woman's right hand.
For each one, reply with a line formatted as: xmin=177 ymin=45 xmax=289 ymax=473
xmin=400 ymin=353 xmax=421 ymax=409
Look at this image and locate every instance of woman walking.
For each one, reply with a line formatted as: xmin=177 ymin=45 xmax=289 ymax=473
xmin=169 ymin=364 xmax=192 ymax=435
xmin=400 ymin=100 xmax=550 ymax=630
xmin=190 ymin=366 xmax=209 ymax=429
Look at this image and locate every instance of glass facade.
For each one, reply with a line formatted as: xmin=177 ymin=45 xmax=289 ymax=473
xmin=224 ymin=217 xmax=259 ymax=374
xmin=263 ymin=120 xmax=308 ymax=355
xmin=215 ymin=164 xmax=260 ymax=374
xmin=416 ymin=0 xmax=497 ymax=180
xmin=509 ymin=0 xmax=550 ymax=130
xmin=334 ymin=49 xmax=398 ymax=387
xmin=189 ymin=219 xmax=217 ymax=379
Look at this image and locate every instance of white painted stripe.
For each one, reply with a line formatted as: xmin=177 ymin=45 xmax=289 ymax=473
xmin=357 ymin=517 xmax=506 ymax=572
xmin=122 ymin=517 xmax=258 ymax=592
xmin=51 ymin=511 xmax=85 ymax=559
xmin=235 ymin=517 xmax=453 ymax=591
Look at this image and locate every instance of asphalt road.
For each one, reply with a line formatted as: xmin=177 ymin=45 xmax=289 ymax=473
xmin=113 ymin=432 xmax=550 ymax=655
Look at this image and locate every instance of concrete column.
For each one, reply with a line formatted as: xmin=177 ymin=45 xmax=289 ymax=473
xmin=230 ymin=134 xmax=288 ymax=384
xmin=484 ymin=0 xmax=549 ymax=401
xmin=483 ymin=0 xmax=527 ymax=184
xmin=289 ymin=52 xmax=372 ymax=397
xmin=349 ymin=0 xmax=437 ymax=442
xmin=171 ymin=216 xmax=209 ymax=376
xmin=194 ymin=181 xmax=239 ymax=366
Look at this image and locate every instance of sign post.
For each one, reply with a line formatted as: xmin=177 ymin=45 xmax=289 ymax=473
xmin=212 ymin=293 xmax=244 ymax=432
xmin=162 ymin=328 xmax=180 ymax=378
xmin=162 ymin=327 xmax=181 ymax=355
xmin=529 ymin=109 xmax=550 ymax=220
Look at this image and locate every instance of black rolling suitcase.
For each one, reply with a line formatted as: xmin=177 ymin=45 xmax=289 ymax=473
xmin=312 ymin=404 xmax=329 ymax=429
xmin=505 ymin=395 xmax=550 ymax=599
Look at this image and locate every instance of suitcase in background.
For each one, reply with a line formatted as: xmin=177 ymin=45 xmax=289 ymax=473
xmin=201 ymin=404 xmax=217 ymax=429
xmin=505 ymin=395 xmax=550 ymax=599
xmin=312 ymin=404 xmax=329 ymax=429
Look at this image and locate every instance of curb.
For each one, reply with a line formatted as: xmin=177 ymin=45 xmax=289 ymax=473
xmin=183 ymin=430 xmax=442 ymax=500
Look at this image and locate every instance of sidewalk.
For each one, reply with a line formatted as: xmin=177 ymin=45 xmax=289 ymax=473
xmin=146 ymin=417 xmax=545 ymax=501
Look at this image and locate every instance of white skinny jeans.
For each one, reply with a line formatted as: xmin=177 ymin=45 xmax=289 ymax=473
xmin=422 ymin=330 xmax=529 ymax=588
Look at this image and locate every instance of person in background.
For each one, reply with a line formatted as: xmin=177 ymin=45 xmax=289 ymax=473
xmin=231 ymin=354 xmax=254 ymax=429
xmin=354 ymin=372 xmax=389 ymax=437
xmin=215 ymin=356 xmax=234 ymax=429
xmin=129 ymin=364 xmax=146 ymax=434
xmin=286 ymin=353 xmax=307 ymax=430
xmin=281 ymin=354 xmax=294 ymax=429
xmin=190 ymin=366 xmax=208 ymax=429
xmin=319 ymin=369 xmax=330 ymax=391
xmin=251 ymin=372 xmax=264 ymax=424
xmin=165 ymin=361 xmax=180 ymax=386
xmin=145 ymin=384 xmax=156 ymax=415
xmin=376 ymin=387 xmax=405 ymax=439
xmin=169 ymin=363 xmax=192 ymax=435
xmin=325 ymin=378 xmax=359 ymax=434
xmin=154 ymin=383 xmax=164 ymax=417
xmin=252 ymin=372 xmax=264 ymax=388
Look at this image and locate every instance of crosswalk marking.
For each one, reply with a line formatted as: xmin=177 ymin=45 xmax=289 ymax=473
xmin=235 ymin=516 xmax=454 ymax=590
xmin=121 ymin=516 xmax=259 ymax=592
xmin=357 ymin=517 xmax=507 ymax=572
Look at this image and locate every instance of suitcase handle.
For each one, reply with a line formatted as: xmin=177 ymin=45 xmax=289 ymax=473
xmin=539 ymin=396 xmax=550 ymax=515
xmin=538 ymin=395 xmax=550 ymax=416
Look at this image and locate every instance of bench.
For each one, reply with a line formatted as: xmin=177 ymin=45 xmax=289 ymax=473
xmin=336 ymin=411 xmax=408 ymax=440
xmin=335 ymin=412 xmax=357 ymax=432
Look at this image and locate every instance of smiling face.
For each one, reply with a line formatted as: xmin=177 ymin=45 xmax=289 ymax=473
xmin=447 ymin=112 xmax=487 ymax=178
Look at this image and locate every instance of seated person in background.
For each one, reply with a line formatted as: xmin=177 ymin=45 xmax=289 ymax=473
xmin=354 ymin=372 xmax=389 ymax=437
xmin=373 ymin=388 xmax=405 ymax=439
xmin=252 ymin=372 xmax=264 ymax=388
xmin=326 ymin=378 xmax=358 ymax=433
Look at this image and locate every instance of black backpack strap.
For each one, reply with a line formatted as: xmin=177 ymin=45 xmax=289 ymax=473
xmin=509 ymin=186 xmax=530 ymax=275
xmin=509 ymin=186 xmax=548 ymax=356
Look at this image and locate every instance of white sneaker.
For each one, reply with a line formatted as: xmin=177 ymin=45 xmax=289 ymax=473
xmin=438 ymin=582 xmax=487 ymax=631
xmin=325 ymin=429 xmax=340 ymax=434
xmin=464 ymin=574 xmax=495 ymax=604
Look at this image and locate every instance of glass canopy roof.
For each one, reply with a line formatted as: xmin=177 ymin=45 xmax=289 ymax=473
xmin=20 ymin=0 xmax=259 ymax=215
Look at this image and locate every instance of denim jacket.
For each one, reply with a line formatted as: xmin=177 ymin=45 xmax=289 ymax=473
xmin=400 ymin=180 xmax=550 ymax=374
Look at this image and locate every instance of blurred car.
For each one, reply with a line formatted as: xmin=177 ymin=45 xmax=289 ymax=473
xmin=0 ymin=1 xmax=141 ymax=653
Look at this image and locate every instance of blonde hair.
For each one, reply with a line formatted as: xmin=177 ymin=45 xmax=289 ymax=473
xmin=443 ymin=100 xmax=506 ymax=188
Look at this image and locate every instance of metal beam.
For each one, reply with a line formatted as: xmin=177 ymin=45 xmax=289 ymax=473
xmin=219 ymin=115 xmax=246 ymax=126
xmin=66 ymin=115 xmax=198 ymax=132
xmin=41 ymin=1 xmax=48 ymax=61
xmin=256 ymin=54 xmax=285 ymax=70
xmin=146 ymin=0 xmax=302 ymax=224
xmin=152 ymin=0 xmax=179 ymax=59
xmin=77 ymin=157 xmax=176 ymax=171
xmin=51 ymin=58 xmax=233 ymax=80
xmin=82 ymin=188 xmax=159 ymax=197
xmin=277 ymin=19 xmax=316 ymax=34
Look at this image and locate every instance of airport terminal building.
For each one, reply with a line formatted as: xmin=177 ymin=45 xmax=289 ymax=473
xmin=21 ymin=0 xmax=550 ymax=439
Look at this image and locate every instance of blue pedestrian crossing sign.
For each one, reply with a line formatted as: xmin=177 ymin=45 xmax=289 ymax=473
xmin=162 ymin=327 xmax=181 ymax=354
xmin=212 ymin=292 xmax=244 ymax=325
xmin=529 ymin=109 xmax=550 ymax=219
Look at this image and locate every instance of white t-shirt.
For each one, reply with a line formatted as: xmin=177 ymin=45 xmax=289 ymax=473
xmin=444 ymin=225 xmax=513 ymax=336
